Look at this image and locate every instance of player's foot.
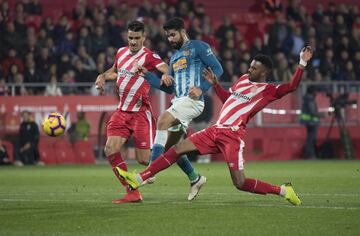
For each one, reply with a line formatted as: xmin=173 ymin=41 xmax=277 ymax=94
xmin=115 ymin=167 xmax=142 ymax=190
xmin=112 ymin=190 xmax=143 ymax=204
xmin=188 ymin=175 xmax=207 ymax=201
xmin=282 ymin=183 xmax=302 ymax=206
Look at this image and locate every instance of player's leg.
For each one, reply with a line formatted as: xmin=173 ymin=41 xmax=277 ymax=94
xmin=105 ymin=136 xmax=142 ymax=204
xmin=106 ymin=111 xmax=142 ymax=204
xmin=150 ymin=111 xmax=179 ymax=162
xmin=221 ymin=129 xmax=301 ymax=205
xmin=116 ymin=138 xmax=198 ymax=190
xmin=166 ymin=130 xmax=206 ymax=200
xmin=166 ymin=130 xmax=200 ymax=182
xmin=116 ymin=126 xmax=217 ymax=192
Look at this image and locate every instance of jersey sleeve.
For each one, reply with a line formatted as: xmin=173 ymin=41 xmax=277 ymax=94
xmin=196 ymin=41 xmax=223 ymax=78
xmin=272 ymin=67 xmax=304 ymax=98
xmin=145 ymin=52 xmax=165 ymax=72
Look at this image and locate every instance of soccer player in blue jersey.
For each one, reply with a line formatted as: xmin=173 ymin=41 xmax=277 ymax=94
xmin=137 ymin=17 xmax=223 ymax=200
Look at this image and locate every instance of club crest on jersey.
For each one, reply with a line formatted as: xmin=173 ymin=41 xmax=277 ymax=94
xmin=153 ymin=54 xmax=161 ymax=59
xmin=183 ymin=49 xmax=190 ymax=56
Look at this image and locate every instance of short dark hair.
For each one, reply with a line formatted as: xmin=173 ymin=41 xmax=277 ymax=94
xmin=163 ymin=17 xmax=185 ymax=31
xmin=127 ymin=20 xmax=145 ymax=33
xmin=253 ymin=54 xmax=273 ymax=71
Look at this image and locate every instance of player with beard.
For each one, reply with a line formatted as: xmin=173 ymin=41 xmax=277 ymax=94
xmin=136 ymin=17 xmax=223 ymax=201
xmin=117 ymin=46 xmax=313 ymax=205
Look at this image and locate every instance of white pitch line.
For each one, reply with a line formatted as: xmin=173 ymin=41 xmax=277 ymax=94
xmin=0 ymin=198 xmax=359 ymax=210
xmin=0 ymin=192 xmax=359 ymax=197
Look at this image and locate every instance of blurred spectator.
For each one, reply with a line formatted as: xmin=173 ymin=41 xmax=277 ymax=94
xmin=44 ymin=76 xmax=63 ymax=96
xmin=1 ymin=48 xmax=24 ymax=78
xmin=92 ymin=26 xmax=109 ymax=56
xmin=263 ymin=0 xmax=283 ymax=15
xmin=7 ymin=64 xmax=19 ymax=83
xmin=58 ymin=53 xmax=73 ymax=77
xmin=60 ymin=72 xmax=76 ymax=95
xmin=0 ymin=78 xmax=9 ymax=96
xmin=77 ymin=26 xmax=93 ymax=54
xmin=37 ymin=47 xmax=55 ymax=79
xmin=221 ymin=60 xmax=236 ymax=82
xmin=273 ymin=58 xmax=292 ymax=82
xmin=268 ymin=14 xmax=291 ymax=53
xmin=73 ymin=46 xmax=96 ymax=72
xmin=215 ymin=16 xmax=237 ymax=41
xmin=14 ymin=73 xmax=28 ymax=96
xmin=286 ymin=0 xmax=302 ymax=22
xmin=337 ymin=60 xmax=356 ymax=81
xmin=58 ymin=31 xmax=75 ymax=55
xmin=0 ymin=138 xmax=11 ymax=165
xmin=15 ymin=111 xmax=42 ymax=165
xmin=312 ymin=3 xmax=325 ymax=24
xmin=24 ymin=0 xmax=42 ymax=15
xmin=300 ymin=86 xmax=325 ymax=159
xmin=320 ymin=49 xmax=337 ymax=80
xmin=24 ymin=59 xmax=43 ymax=94
xmin=68 ymin=112 xmax=90 ymax=143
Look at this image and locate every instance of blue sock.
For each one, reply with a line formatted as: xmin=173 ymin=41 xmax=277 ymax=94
xmin=176 ymin=155 xmax=199 ymax=182
xmin=150 ymin=144 xmax=165 ymax=162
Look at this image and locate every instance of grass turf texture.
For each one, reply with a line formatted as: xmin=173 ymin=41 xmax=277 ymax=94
xmin=0 ymin=161 xmax=359 ymax=236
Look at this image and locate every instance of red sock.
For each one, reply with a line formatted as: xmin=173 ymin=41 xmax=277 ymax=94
xmin=108 ymin=153 xmax=135 ymax=194
xmin=240 ymin=178 xmax=281 ymax=195
xmin=140 ymin=147 xmax=179 ymax=180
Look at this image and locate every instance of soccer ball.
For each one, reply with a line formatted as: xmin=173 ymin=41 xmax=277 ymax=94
xmin=42 ymin=112 xmax=66 ymax=137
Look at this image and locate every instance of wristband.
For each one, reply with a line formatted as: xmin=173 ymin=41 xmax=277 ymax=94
xmin=299 ymin=58 xmax=307 ymax=67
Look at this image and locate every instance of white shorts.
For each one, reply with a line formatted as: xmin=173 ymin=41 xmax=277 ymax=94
xmin=167 ymin=97 xmax=204 ymax=133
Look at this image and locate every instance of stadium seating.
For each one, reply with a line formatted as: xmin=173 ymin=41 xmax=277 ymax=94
xmin=2 ymin=140 xmax=14 ymax=162
xmin=54 ymin=139 xmax=77 ymax=164
xmin=38 ymin=138 xmax=57 ymax=164
xmin=72 ymin=140 xmax=96 ymax=164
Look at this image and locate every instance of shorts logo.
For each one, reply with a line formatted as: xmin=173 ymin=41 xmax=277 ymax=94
xmin=229 ymin=163 xmax=234 ymax=168
xmin=141 ymin=142 xmax=147 ymax=147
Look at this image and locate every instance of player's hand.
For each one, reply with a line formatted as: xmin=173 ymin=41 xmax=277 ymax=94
xmin=189 ymin=87 xmax=202 ymax=100
xmin=202 ymin=67 xmax=218 ymax=85
xmin=160 ymin=74 xmax=173 ymax=86
xmin=136 ymin=65 xmax=148 ymax=76
xmin=299 ymin=46 xmax=313 ymax=67
xmin=95 ymin=74 xmax=105 ymax=92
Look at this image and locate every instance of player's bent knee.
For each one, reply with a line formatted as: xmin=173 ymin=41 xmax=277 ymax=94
xmin=104 ymin=145 xmax=116 ymax=157
xmin=233 ymin=179 xmax=246 ymax=190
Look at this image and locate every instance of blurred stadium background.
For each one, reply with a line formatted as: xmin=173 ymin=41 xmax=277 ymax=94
xmin=1 ymin=0 xmax=360 ymax=165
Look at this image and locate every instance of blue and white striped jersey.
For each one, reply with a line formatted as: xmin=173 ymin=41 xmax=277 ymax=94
xmin=169 ymin=40 xmax=223 ymax=101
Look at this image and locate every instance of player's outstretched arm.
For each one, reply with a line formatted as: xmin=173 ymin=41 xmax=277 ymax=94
xmin=136 ymin=65 xmax=174 ymax=94
xmin=275 ymin=46 xmax=313 ymax=98
xmin=95 ymin=65 xmax=117 ymax=92
xmin=203 ymin=67 xmax=231 ymax=103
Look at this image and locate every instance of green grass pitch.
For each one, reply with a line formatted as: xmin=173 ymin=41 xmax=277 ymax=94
xmin=1 ymin=161 xmax=360 ymax=236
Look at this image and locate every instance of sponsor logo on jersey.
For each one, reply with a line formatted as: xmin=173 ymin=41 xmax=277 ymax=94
xmin=118 ymin=69 xmax=135 ymax=77
xmin=232 ymin=91 xmax=251 ymax=102
xmin=172 ymin=58 xmax=187 ymax=72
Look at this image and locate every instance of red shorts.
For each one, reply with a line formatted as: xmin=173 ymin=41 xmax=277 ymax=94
xmin=188 ymin=125 xmax=246 ymax=170
xmin=107 ymin=109 xmax=156 ymax=149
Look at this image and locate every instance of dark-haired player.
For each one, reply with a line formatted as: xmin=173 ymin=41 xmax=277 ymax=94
xmin=118 ymin=46 xmax=313 ymax=206
xmin=95 ymin=20 xmax=171 ymax=204
xmin=139 ymin=17 xmax=223 ymax=201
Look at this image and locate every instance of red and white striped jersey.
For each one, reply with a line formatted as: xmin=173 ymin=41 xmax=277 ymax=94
xmin=216 ymin=69 xmax=303 ymax=126
xmin=114 ymin=46 xmax=165 ymax=112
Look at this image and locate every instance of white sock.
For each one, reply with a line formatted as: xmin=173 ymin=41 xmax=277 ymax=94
xmin=280 ymin=185 xmax=286 ymax=197
xmin=136 ymin=174 xmax=144 ymax=184
xmin=154 ymin=130 xmax=168 ymax=146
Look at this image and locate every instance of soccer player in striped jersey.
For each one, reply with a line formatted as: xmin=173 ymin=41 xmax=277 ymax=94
xmin=117 ymin=46 xmax=313 ymax=205
xmin=95 ymin=21 xmax=172 ymax=204
xmin=138 ymin=17 xmax=223 ymax=201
